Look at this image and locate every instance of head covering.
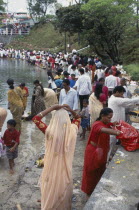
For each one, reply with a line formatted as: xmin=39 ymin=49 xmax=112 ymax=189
xmin=40 ymin=109 xmax=78 ymax=209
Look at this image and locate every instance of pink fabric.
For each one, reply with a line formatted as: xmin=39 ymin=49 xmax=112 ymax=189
xmin=33 ymin=109 xmax=79 ymax=210
xmin=93 ymin=85 xmax=108 ymax=100
xmin=99 ymin=93 xmax=106 ymax=104
xmin=102 ymin=86 xmax=108 ymax=99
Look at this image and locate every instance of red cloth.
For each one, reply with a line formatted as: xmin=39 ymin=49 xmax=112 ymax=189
xmin=111 ymin=66 xmax=117 ymax=76
xmin=81 ymin=121 xmax=110 ymax=195
xmin=99 ymin=93 xmax=107 ymax=104
xmin=36 ymin=55 xmax=40 ymax=59
xmin=116 ymin=120 xmax=139 ymax=151
xmin=2 ymin=129 xmax=20 ymax=147
xmin=105 ymin=73 xmax=109 ymax=77
xmin=102 ymin=86 xmax=108 ymax=100
xmin=32 ymin=116 xmax=80 ymax=134
xmin=72 ymin=118 xmax=81 ymax=129
xmin=93 ymin=85 xmax=108 ymax=100
xmin=24 ymin=87 xmax=29 ymax=95
xmin=32 ymin=116 xmax=47 ymax=134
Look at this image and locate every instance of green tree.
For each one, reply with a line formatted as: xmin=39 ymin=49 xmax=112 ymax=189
xmin=55 ymin=5 xmax=83 ymax=34
xmin=55 ymin=5 xmax=84 ymax=51
xmin=0 ymin=0 xmax=5 ymax=12
xmin=27 ymin=0 xmax=57 ymax=20
xmin=81 ymin=0 xmax=135 ymax=63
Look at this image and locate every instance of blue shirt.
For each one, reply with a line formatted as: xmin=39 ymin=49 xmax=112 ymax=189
xmin=70 ymin=79 xmax=76 ymax=88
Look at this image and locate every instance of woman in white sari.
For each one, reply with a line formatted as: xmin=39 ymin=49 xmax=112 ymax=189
xmin=32 ymin=104 xmax=80 ymax=210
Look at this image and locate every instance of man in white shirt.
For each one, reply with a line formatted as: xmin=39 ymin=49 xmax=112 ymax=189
xmin=75 ymin=68 xmax=92 ymax=110
xmin=68 ymin=65 xmax=80 ymax=78
xmin=108 ymin=86 xmax=139 ymax=122
xmin=95 ymin=66 xmax=105 ymax=81
xmin=95 ymin=59 xmax=102 ymax=68
xmin=108 ymin=86 xmax=139 ymax=160
xmin=120 ymin=78 xmax=132 ymax=98
xmin=105 ymin=70 xmax=117 ymax=96
xmin=59 ymin=79 xmax=78 ymax=112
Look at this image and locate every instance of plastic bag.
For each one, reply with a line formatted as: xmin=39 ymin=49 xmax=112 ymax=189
xmin=116 ymin=120 xmax=139 ymax=151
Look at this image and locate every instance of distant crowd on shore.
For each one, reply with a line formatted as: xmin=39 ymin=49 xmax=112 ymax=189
xmin=0 ymin=48 xmax=125 ymax=72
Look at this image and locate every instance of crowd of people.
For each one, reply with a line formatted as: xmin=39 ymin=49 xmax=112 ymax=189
xmin=0 ymin=49 xmax=139 ymax=210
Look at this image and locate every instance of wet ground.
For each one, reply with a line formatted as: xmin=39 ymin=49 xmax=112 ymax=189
xmin=0 ymin=59 xmax=87 ymax=209
xmin=0 ymin=114 xmax=87 ymax=210
xmin=1 ymin=59 xmax=138 ymax=210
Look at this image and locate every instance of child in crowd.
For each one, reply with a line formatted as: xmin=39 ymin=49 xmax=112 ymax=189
xmin=80 ymin=99 xmax=90 ymax=140
xmin=2 ymin=119 xmax=20 ymax=174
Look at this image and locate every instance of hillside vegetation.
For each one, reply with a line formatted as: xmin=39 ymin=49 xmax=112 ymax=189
xmin=7 ymin=22 xmax=90 ymax=53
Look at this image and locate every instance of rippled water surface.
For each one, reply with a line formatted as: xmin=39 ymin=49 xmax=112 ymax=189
xmin=0 ymin=59 xmax=48 ymax=176
xmin=0 ymin=58 xmax=48 ymax=108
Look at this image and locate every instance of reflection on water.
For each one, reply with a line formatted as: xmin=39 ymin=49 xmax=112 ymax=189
xmin=0 ymin=59 xmax=47 ymax=172
xmin=0 ymin=58 xmax=48 ymax=108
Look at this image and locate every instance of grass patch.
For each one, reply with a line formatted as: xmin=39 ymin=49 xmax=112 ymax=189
xmin=124 ymin=64 xmax=139 ymax=81
xmin=6 ymin=22 xmax=89 ymax=53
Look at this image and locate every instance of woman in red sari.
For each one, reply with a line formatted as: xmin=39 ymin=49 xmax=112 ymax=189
xmin=81 ymin=108 xmax=121 ymax=196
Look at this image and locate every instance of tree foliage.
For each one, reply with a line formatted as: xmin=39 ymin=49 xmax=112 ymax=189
xmin=55 ymin=0 xmax=139 ymax=64
xmin=27 ymin=0 xmax=57 ymax=19
xmin=55 ymin=5 xmax=83 ymax=33
xmin=0 ymin=0 xmax=5 ymax=12
xmin=81 ymin=0 xmax=135 ymax=63
xmin=120 ymin=27 xmax=139 ymax=64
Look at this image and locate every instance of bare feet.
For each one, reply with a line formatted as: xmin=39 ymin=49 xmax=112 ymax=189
xmin=9 ymin=169 xmax=14 ymax=175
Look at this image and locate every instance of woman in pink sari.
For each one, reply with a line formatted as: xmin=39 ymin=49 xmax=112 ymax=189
xmin=32 ymin=104 xmax=80 ymax=210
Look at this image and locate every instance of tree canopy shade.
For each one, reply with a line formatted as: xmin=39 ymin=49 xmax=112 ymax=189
xmin=81 ymin=0 xmax=136 ymax=63
xmin=81 ymin=0 xmax=135 ymax=63
xmin=0 ymin=0 xmax=5 ymax=12
xmin=55 ymin=0 xmax=137 ymax=63
xmin=55 ymin=5 xmax=84 ymax=33
xmin=27 ymin=0 xmax=57 ymax=19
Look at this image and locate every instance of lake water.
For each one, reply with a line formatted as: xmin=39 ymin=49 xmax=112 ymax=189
xmin=0 ymin=59 xmax=48 ymax=180
xmin=0 ymin=58 xmax=49 ymax=132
